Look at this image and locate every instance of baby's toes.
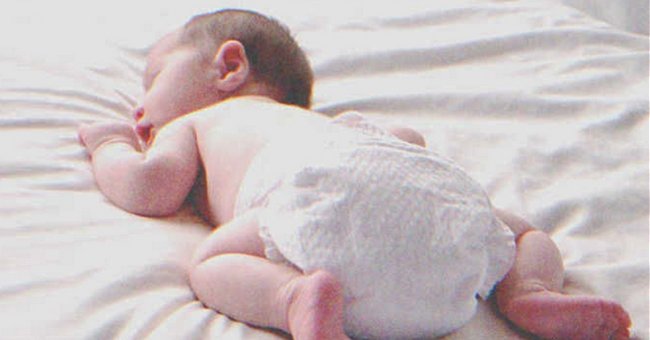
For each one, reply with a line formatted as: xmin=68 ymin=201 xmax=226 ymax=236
xmin=603 ymin=301 xmax=631 ymax=340
xmin=614 ymin=307 xmax=632 ymax=339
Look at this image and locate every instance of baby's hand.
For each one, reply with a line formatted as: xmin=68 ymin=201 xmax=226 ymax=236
xmin=78 ymin=121 xmax=141 ymax=154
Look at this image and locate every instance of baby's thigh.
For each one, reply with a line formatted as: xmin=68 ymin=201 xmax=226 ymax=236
xmin=191 ymin=209 xmax=266 ymax=266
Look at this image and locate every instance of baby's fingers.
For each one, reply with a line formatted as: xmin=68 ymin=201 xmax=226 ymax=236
xmin=77 ymin=123 xmax=92 ymax=147
xmin=76 ymin=121 xmax=140 ymax=154
xmin=77 ymin=122 xmax=107 ymax=151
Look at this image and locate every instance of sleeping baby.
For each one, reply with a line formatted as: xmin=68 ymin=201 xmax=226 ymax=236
xmin=78 ymin=9 xmax=631 ymax=340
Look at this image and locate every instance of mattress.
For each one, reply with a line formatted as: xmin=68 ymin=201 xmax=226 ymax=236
xmin=1 ymin=0 xmax=647 ymax=339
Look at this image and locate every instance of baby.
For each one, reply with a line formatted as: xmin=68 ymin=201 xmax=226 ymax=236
xmin=78 ymin=9 xmax=631 ymax=340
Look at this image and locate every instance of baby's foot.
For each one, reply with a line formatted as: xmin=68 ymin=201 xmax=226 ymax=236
xmin=502 ymin=290 xmax=631 ymax=340
xmin=286 ymin=270 xmax=350 ymax=340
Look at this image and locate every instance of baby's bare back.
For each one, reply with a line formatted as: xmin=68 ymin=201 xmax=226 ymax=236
xmin=187 ymin=97 xmax=331 ymax=225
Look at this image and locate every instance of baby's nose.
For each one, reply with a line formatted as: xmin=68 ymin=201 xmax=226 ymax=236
xmin=133 ymin=107 xmax=145 ymax=121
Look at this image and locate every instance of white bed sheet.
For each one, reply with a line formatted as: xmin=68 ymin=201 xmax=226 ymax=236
xmin=1 ymin=0 xmax=648 ymax=339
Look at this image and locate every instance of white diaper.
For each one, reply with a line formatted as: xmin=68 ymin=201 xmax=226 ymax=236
xmin=234 ymin=112 xmax=516 ymax=339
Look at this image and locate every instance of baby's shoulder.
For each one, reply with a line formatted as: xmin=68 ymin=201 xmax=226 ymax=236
xmin=213 ymin=98 xmax=325 ymax=128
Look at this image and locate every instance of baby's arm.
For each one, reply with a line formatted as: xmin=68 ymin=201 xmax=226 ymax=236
xmin=332 ymin=111 xmax=426 ymax=147
xmin=78 ymin=120 xmax=199 ymax=216
xmin=385 ymin=125 xmax=426 ymax=147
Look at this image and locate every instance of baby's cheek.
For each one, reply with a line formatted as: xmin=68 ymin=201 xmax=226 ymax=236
xmin=147 ymin=90 xmax=186 ymax=121
xmin=142 ymin=86 xmax=168 ymax=114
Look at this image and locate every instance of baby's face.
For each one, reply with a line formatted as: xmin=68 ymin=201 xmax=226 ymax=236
xmin=134 ymin=31 xmax=221 ymax=143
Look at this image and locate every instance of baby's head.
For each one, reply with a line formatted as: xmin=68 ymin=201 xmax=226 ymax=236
xmin=178 ymin=9 xmax=313 ymax=107
xmin=135 ymin=9 xmax=313 ymax=140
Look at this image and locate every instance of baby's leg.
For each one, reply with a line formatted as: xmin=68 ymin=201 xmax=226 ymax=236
xmin=494 ymin=211 xmax=631 ymax=340
xmin=189 ymin=211 xmax=349 ymax=340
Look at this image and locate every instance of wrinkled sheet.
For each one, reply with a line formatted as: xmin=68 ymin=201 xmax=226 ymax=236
xmin=1 ymin=0 xmax=647 ymax=339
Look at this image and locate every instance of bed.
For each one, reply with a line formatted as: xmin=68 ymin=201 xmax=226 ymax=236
xmin=1 ymin=0 xmax=647 ymax=339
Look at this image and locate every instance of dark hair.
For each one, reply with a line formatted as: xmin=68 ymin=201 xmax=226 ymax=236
xmin=179 ymin=9 xmax=313 ymax=108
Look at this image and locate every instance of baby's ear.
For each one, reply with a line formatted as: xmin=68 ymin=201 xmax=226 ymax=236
xmin=213 ymin=40 xmax=250 ymax=92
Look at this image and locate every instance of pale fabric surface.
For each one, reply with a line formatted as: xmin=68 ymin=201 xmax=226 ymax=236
xmin=0 ymin=0 xmax=647 ymax=339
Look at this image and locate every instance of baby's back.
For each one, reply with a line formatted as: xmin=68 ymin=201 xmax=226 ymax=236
xmin=188 ymin=96 xmax=331 ymax=224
